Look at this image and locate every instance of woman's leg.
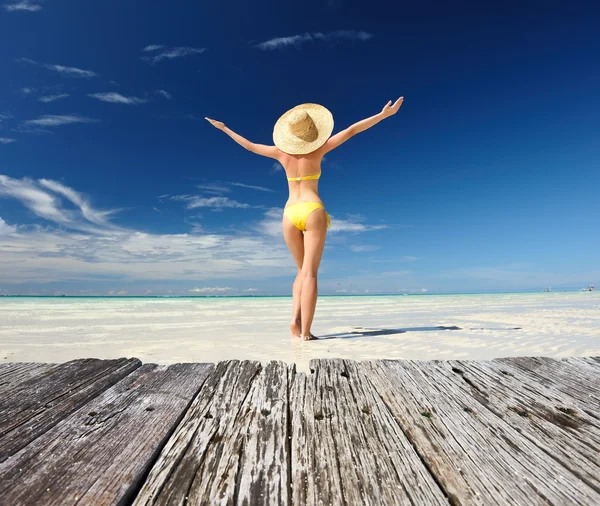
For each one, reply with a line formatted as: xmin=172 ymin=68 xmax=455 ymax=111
xmin=282 ymin=215 xmax=305 ymax=337
xmin=300 ymin=209 xmax=328 ymax=339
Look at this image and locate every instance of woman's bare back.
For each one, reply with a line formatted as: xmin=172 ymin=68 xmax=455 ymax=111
xmin=279 ymin=147 xmax=325 ymax=206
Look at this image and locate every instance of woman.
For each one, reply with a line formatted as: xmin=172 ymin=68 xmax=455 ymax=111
xmin=206 ymin=96 xmax=403 ymax=340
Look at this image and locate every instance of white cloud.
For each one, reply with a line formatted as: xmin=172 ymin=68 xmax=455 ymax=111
xmin=50 ymin=64 xmax=97 ymax=78
xmin=186 ymin=197 xmax=251 ymax=209
xmin=20 ymin=87 xmax=36 ymax=95
xmin=0 ymin=175 xmax=120 ymax=233
xmin=3 ymin=1 xmax=41 ymax=11
xmin=143 ymin=45 xmax=165 ymax=52
xmin=189 ymin=287 xmax=232 ymax=294
xmin=329 ymin=219 xmax=388 ymax=234
xmin=0 ymin=217 xmax=17 ymax=235
xmin=256 ymin=30 xmax=374 ymax=50
xmin=154 ymin=90 xmax=172 ymax=100
xmin=141 ymin=45 xmax=207 ymax=64
xmin=256 ymin=34 xmax=313 ymax=50
xmin=18 ymin=58 xmax=97 ymax=78
xmin=230 ymin=182 xmax=274 ymax=192
xmin=259 ymin=207 xmax=388 ymax=237
xmin=350 ymin=245 xmax=380 ymax=253
xmin=270 ymin=162 xmax=283 ymax=173
xmin=0 ymin=138 xmax=16 ymax=144
xmin=0 ymin=176 xmax=390 ymax=285
xmin=23 ymin=115 xmax=98 ymax=127
xmin=88 ymin=92 xmax=148 ymax=105
xmin=38 ymin=178 xmax=124 ymax=229
xmin=38 ymin=94 xmax=69 ymax=103
xmin=194 ymin=184 xmax=231 ymax=195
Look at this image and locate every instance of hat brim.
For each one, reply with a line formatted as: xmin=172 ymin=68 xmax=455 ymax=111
xmin=273 ymin=103 xmax=334 ymax=155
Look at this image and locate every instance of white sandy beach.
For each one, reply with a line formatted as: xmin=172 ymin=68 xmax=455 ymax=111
xmin=0 ymin=292 xmax=598 ymax=373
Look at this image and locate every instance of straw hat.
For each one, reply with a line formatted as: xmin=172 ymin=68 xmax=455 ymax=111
xmin=273 ymin=103 xmax=334 ymax=155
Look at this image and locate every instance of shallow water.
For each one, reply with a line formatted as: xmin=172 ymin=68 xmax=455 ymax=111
xmin=1 ymin=292 xmax=598 ymax=373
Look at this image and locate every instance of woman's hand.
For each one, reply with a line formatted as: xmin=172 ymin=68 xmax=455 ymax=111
xmin=205 ymin=117 xmax=226 ymax=130
xmin=381 ymin=97 xmax=404 ymax=118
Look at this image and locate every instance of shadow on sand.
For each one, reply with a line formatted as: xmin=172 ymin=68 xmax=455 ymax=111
xmin=318 ymin=325 xmax=463 ymax=340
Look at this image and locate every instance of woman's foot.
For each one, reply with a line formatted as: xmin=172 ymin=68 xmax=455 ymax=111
xmin=300 ymin=333 xmax=318 ymax=341
xmin=290 ymin=318 xmax=302 ymax=338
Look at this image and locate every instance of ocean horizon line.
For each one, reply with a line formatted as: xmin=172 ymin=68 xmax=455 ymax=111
xmin=0 ymin=289 xmax=592 ymax=299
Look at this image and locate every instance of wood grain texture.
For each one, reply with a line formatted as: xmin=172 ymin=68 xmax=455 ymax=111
xmin=446 ymin=358 xmax=600 ymax=493
xmin=495 ymin=357 xmax=600 ymax=414
xmin=360 ymin=359 xmax=600 ymax=505
xmin=132 ymin=360 xmax=291 ymax=506
xmin=289 ymin=359 xmax=448 ymax=506
xmin=1 ymin=356 xmax=599 ymax=506
xmin=0 ymin=357 xmax=141 ymax=462
xmin=0 ymin=362 xmax=57 ymax=395
xmin=0 ymin=362 xmax=212 ymax=506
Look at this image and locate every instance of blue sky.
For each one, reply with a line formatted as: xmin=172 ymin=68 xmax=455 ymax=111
xmin=0 ymin=1 xmax=599 ymax=296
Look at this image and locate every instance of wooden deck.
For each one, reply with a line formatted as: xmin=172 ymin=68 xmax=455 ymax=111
xmin=1 ymin=356 xmax=600 ymax=505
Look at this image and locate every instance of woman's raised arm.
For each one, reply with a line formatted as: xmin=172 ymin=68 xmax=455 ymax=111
xmin=320 ymin=97 xmax=403 ymax=154
xmin=205 ymin=118 xmax=281 ymax=160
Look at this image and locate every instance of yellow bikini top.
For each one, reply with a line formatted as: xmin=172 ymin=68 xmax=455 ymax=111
xmin=287 ymin=170 xmax=321 ymax=182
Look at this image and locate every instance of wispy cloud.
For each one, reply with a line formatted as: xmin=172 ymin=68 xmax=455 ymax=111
xmin=154 ymin=89 xmax=173 ymax=100
xmin=23 ymin=115 xmax=98 ymax=127
xmin=189 ymin=286 xmax=232 ymax=294
xmin=194 ymin=184 xmax=231 ymax=195
xmin=185 ymin=197 xmax=252 ymax=210
xmin=255 ymin=30 xmax=374 ymax=50
xmin=350 ymin=245 xmax=381 ymax=253
xmin=0 ymin=113 xmax=12 ymax=120
xmin=0 ymin=217 xmax=17 ymax=235
xmin=143 ymin=44 xmax=165 ymax=52
xmin=38 ymin=93 xmax=69 ymax=103
xmin=88 ymin=92 xmax=147 ymax=105
xmin=258 ymin=207 xmax=387 ymax=237
xmin=3 ymin=1 xmax=41 ymax=12
xmin=0 ymin=175 xmax=122 ymax=233
xmin=380 ymin=270 xmax=410 ymax=277
xmin=270 ymin=162 xmax=283 ymax=173
xmin=329 ymin=218 xmax=388 ymax=234
xmin=38 ymin=178 xmax=124 ymax=229
xmin=165 ymin=179 xmax=276 ymax=213
xmin=0 ymin=138 xmax=16 ymax=144
xmin=188 ymin=286 xmax=260 ymax=295
xmin=141 ymin=45 xmax=207 ymax=64
xmin=0 ymin=176 xmax=395 ymax=286
xmin=0 ymin=175 xmax=294 ymax=283
xmin=230 ymin=182 xmax=274 ymax=192
xmin=17 ymin=58 xmax=98 ymax=78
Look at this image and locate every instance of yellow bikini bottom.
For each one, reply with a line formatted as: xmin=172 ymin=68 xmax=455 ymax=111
xmin=283 ymin=201 xmax=331 ymax=232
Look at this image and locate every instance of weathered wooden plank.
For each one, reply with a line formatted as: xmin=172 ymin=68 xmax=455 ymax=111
xmin=0 ymin=362 xmax=213 ymax=505
xmin=495 ymin=357 xmax=600 ymax=413
xmin=361 ymin=359 xmax=600 ymax=505
xmin=289 ymin=369 xmax=343 ymax=505
xmin=562 ymin=356 xmax=600 ymax=378
xmin=0 ymin=357 xmax=141 ymax=462
xmin=0 ymin=362 xmax=58 ymax=395
xmin=289 ymin=359 xmax=448 ymax=506
xmin=132 ymin=360 xmax=291 ymax=506
xmin=445 ymin=358 xmax=600 ymax=493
